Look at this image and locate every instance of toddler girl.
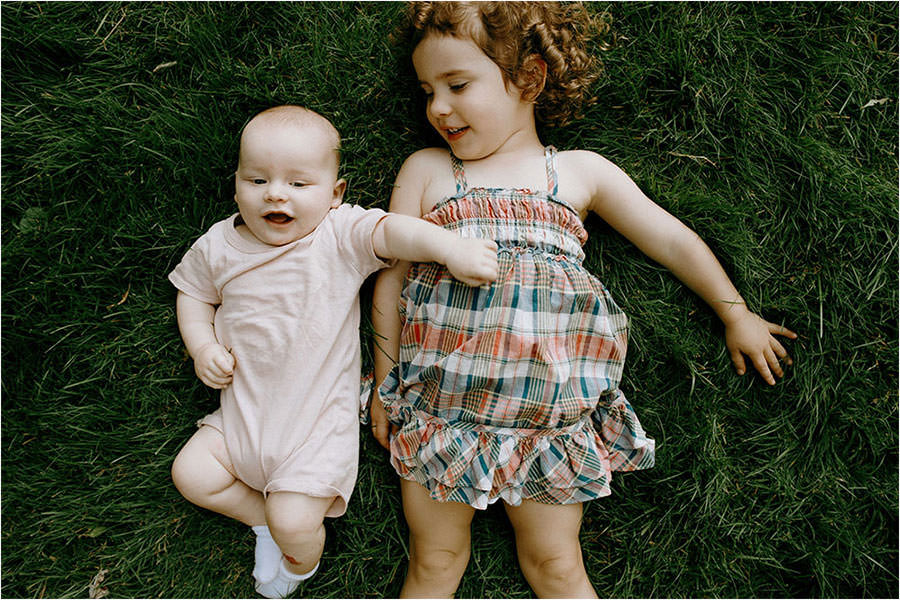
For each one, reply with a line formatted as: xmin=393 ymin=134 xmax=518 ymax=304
xmin=371 ymin=3 xmax=797 ymax=598
xmin=169 ymin=105 xmax=497 ymax=598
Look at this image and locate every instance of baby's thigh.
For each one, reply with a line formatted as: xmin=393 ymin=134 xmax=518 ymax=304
xmin=265 ymin=492 xmax=334 ymax=535
xmin=171 ymin=425 xmax=240 ymax=493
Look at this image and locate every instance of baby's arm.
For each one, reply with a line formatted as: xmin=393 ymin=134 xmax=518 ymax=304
xmin=175 ymin=291 xmax=234 ymax=389
xmin=578 ymin=151 xmax=797 ymax=385
xmin=372 ymin=214 xmax=498 ymax=286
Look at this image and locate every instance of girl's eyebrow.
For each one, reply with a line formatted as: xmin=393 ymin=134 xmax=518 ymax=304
xmin=419 ymin=69 xmax=469 ymax=84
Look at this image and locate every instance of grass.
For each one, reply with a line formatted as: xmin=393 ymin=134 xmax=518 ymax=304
xmin=1 ymin=2 xmax=897 ymax=598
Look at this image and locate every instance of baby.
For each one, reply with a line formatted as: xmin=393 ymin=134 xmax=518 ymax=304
xmin=168 ymin=105 xmax=497 ymax=598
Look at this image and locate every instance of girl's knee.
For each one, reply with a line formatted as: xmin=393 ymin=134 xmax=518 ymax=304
xmin=410 ymin=541 xmax=470 ymax=583
xmin=520 ymin=549 xmax=585 ymax=586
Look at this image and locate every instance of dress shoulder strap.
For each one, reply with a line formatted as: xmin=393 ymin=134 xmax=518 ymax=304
xmin=544 ymin=146 xmax=559 ymax=196
xmin=449 ymin=152 xmax=467 ymax=195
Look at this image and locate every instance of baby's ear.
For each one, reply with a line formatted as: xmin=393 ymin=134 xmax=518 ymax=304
xmin=518 ymin=54 xmax=547 ymax=102
xmin=331 ymin=178 xmax=347 ymax=207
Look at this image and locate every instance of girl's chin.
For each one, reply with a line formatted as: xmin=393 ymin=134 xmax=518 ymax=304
xmin=450 ymin=147 xmax=487 ymax=161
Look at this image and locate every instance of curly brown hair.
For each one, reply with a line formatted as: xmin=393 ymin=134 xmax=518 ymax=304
xmin=401 ymin=1 xmax=610 ymax=127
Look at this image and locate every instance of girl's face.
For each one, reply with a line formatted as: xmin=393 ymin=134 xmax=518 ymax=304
xmin=413 ymin=33 xmax=536 ymax=160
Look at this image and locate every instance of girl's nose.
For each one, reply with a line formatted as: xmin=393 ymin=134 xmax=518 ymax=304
xmin=428 ymin=92 xmax=451 ymax=119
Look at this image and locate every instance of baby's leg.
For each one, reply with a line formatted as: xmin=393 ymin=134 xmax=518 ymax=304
xmin=171 ymin=425 xmax=266 ymax=526
xmin=400 ymin=479 xmax=476 ymax=598
xmin=264 ymin=492 xmax=333 ymax=577
xmin=503 ymin=499 xmax=598 ymax=598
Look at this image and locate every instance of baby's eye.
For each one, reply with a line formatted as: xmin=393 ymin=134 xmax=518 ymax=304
xmin=251 ymin=178 xmax=266 ymax=185
xmin=449 ymin=82 xmax=468 ymax=92
xmin=290 ymin=182 xmax=306 ymax=188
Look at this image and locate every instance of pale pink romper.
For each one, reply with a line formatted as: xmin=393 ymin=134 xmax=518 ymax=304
xmin=169 ymin=204 xmax=390 ymax=517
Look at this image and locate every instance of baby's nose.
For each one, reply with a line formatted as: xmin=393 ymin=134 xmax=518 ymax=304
xmin=265 ymin=183 xmax=289 ymax=201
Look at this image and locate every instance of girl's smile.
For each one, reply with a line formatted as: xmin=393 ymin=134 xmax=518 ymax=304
xmin=413 ymin=33 xmax=539 ymax=161
xmin=444 ymin=126 xmax=469 ymax=141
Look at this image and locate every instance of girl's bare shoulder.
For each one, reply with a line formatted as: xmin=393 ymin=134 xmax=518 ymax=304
xmin=558 ymin=149 xmax=619 ymax=174
xmin=396 ymin=147 xmax=456 ymax=215
xmin=401 ymin=147 xmax=451 ymax=173
xmin=555 ymin=149 xmax=621 ymax=216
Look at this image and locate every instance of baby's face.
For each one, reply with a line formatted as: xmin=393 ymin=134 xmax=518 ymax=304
xmin=234 ymin=120 xmax=344 ymax=246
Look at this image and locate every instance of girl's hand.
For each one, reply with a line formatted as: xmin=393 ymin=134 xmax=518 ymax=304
xmin=193 ymin=343 xmax=235 ymax=389
xmin=445 ymin=238 xmax=499 ymax=286
xmin=370 ymin=392 xmax=398 ymax=450
xmin=724 ymin=310 xmax=797 ymax=385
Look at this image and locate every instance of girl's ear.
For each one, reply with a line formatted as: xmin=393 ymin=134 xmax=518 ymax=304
xmin=518 ymin=54 xmax=548 ymax=102
xmin=331 ymin=178 xmax=347 ymax=207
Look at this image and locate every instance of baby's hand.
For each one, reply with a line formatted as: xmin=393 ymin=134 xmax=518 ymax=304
xmin=445 ymin=238 xmax=499 ymax=286
xmin=724 ymin=310 xmax=797 ymax=385
xmin=193 ymin=343 xmax=235 ymax=389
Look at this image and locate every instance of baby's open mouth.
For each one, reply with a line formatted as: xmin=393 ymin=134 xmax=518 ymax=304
xmin=264 ymin=213 xmax=294 ymax=224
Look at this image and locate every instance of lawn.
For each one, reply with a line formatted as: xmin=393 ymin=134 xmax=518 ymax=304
xmin=1 ymin=2 xmax=897 ymax=598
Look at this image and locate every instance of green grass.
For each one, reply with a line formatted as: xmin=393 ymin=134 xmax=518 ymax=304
xmin=2 ymin=2 xmax=897 ymax=598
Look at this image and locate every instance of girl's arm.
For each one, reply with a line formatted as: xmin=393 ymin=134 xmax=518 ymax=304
xmin=370 ymin=152 xmax=448 ymax=449
xmin=371 ymin=261 xmax=407 ymax=449
xmin=579 ymin=152 xmax=797 ymax=385
xmin=176 ymin=291 xmax=235 ymax=389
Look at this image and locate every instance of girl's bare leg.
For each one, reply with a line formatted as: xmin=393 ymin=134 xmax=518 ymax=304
xmin=400 ymin=479 xmax=476 ymax=598
xmin=503 ymin=499 xmax=598 ymax=598
xmin=171 ymin=425 xmax=266 ymax=526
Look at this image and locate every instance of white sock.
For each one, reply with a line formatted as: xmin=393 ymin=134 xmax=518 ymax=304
xmin=251 ymin=525 xmax=283 ymax=585
xmin=255 ymin=559 xmax=319 ymax=599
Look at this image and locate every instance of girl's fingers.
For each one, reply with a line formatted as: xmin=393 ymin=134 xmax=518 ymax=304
xmin=370 ymin=398 xmax=391 ymax=450
xmin=372 ymin=419 xmax=397 ymax=450
xmin=750 ymin=352 xmax=776 ymax=385
xmin=730 ymin=349 xmax=747 ymax=376
xmin=768 ymin=322 xmax=798 ymax=339
xmin=771 ymin=338 xmax=787 ymax=357
xmin=764 ymin=347 xmax=783 ymax=378
xmin=771 ymin=337 xmax=793 ymax=365
xmin=371 ymin=424 xmax=388 ymax=449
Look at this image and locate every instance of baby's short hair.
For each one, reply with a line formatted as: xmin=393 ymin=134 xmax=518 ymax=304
xmin=402 ymin=1 xmax=609 ymax=127
xmin=242 ymin=105 xmax=341 ymax=169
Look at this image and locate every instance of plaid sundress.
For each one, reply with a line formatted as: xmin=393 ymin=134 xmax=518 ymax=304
xmin=379 ymin=146 xmax=655 ymax=509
